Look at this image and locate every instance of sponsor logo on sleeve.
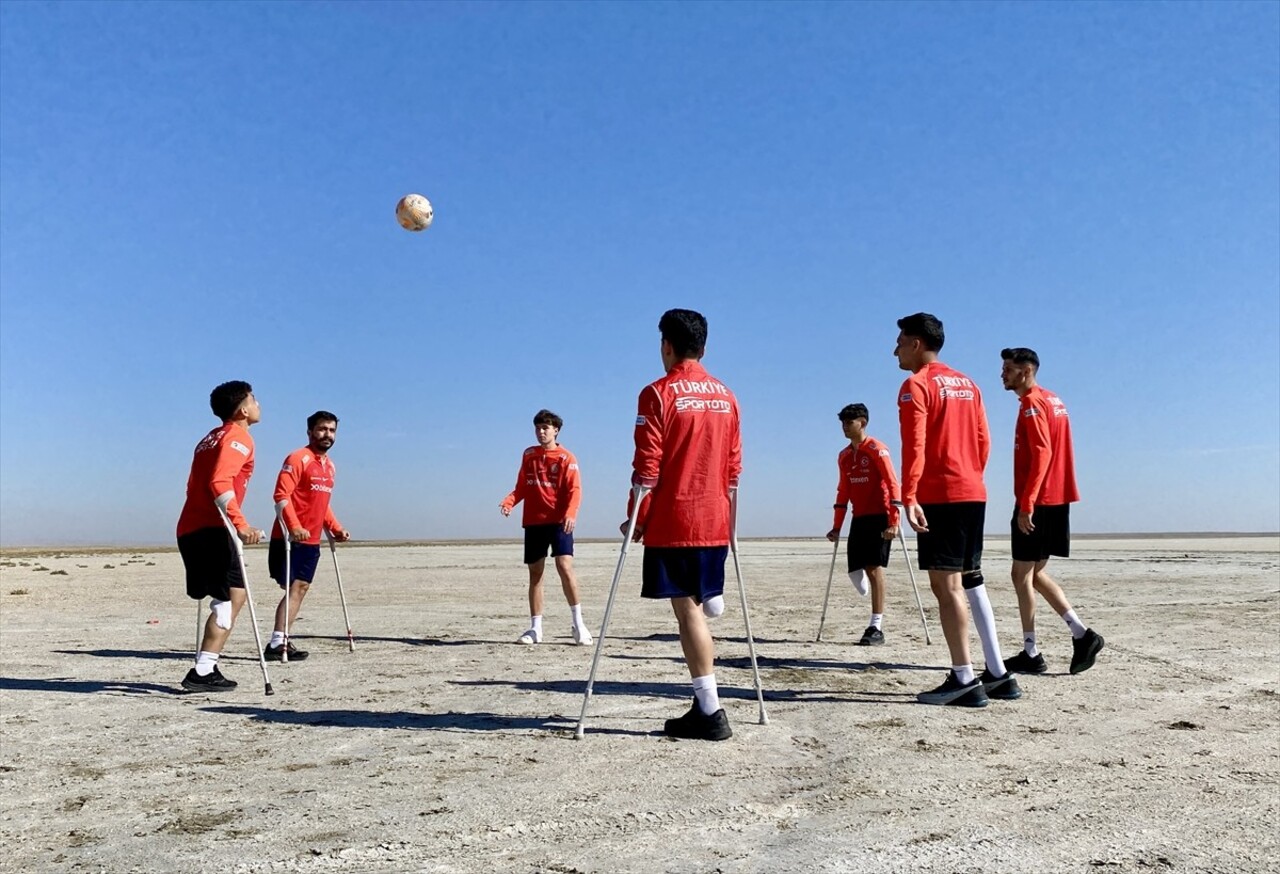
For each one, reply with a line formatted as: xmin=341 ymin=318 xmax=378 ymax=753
xmin=281 ymin=463 xmax=293 ymax=473
xmin=900 ymin=393 xmax=912 ymax=402
xmin=568 ymin=463 xmax=579 ymax=470
xmin=1024 ymin=408 xmax=1038 ymax=417
xmin=229 ymin=440 xmax=249 ymax=456
xmin=635 ymin=415 xmax=646 ymax=426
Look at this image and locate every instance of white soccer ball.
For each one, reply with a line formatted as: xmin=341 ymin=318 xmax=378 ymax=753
xmin=396 ymin=194 xmax=433 ymax=232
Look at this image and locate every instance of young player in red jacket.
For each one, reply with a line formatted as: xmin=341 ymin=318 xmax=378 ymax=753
xmin=500 ymin=410 xmax=592 ymax=646
xmin=1000 ymin=347 xmax=1103 ymax=675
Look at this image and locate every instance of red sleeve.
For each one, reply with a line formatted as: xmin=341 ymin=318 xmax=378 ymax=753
xmin=727 ymin=401 xmax=742 ymax=488
xmin=274 ymin=453 xmax=303 ymax=532
xmin=630 ymin=385 xmax=664 ymax=529
xmin=210 ymin=440 xmax=251 ymax=530
xmin=872 ymin=444 xmax=901 ymax=527
xmin=563 ymin=453 xmax=582 ymax=520
xmin=323 ymin=506 xmax=342 ymax=535
xmin=831 ymin=451 xmax=851 ymax=531
xmin=898 ymin=377 xmax=927 ymax=505
xmin=500 ymin=457 xmax=526 ymax=513
xmin=1018 ymin=398 xmax=1053 ymax=514
xmin=977 ymin=393 xmax=991 ymax=471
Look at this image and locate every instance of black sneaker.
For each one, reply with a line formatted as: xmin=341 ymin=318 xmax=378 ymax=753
xmin=979 ymin=668 xmax=1023 ymax=701
xmin=1004 ymin=650 xmax=1048 ymax=675
xmin=917 ymin=671 xmax=989 ymax=707
xmin=857 ymin=626 xmax=885 ymax=646
xmin=1070 ymin=629 xmax=1104 ymax=674
xmin=181 ymin=667 xmax=238 ymax=692
xmin=264 ymin=642 xmax=309 ymax=662
xmin=663 ymin=702 xmax=733 ymax=741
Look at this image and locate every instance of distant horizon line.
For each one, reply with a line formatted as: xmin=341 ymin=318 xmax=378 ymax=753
xmin=2 ymin=531 xmax=1277 ymax=556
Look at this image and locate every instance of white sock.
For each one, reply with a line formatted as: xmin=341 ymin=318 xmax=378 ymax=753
xmin=530 ymin=615 xmax=543 ymax=634
xmin=195 ymin=651 xmax=218 ymax=677
xmin=870 ymin=613 xmax=883 ymax=630
xmin=1023 ymin=631 xmax=1039 ymax=657
xmin=848 ymin=569 xmax=869 ymax=596
xmin=965 ymin=584 xmax=1007 ymax=676
xmin=692 ymin=673 xmax=720 ymax=715
xmin=702 ymin=595 xmax=725 ymax=619
xmin=1062 ymin=609 xmax=1087 ymax=639
xmin=570 ymin=604 xmax=584 ymax=627
xmin=269 ymin=631 xmax=285 ymax=648
xmin=953 ymin=664 xmax=975 ymax=685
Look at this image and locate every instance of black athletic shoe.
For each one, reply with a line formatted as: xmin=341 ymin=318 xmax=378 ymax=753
xmin=1070 ymin=629 xmax=1104 ymax=674
xmin=857 ymin=626 xmax=885 ymax=646
xmin=1004 ymin=650 xmax=1048 ymax=675
xmin=979 ymin=668 xmax=1023 ymax=701
xmin=263 ymin=642 xmax=309 ymax=662
xmin=664 ymin=702 xmax=733 ymax=741
xmin=181 ymin=667 xmax=238 ymax=692
xmin=917 ymin=671 xmax=989 ymax=707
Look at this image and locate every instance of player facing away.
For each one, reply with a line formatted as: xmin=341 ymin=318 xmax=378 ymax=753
xmin=176 ymin=381 xmax=262 ymax=692
xmin=827 ymin=403 xmax=901 ymax=645
xmin=895 ymin=313 xmax=1021 ymax=707
xmin=999 ymin=347 xmax=1104 ymax=675
xmin=266 ymin=411 xmax=351 ymax=661
xmin=625 ymin=308 xmax=742 ymax=741
xmin=499 ymin=409 xmax=593 ymax=646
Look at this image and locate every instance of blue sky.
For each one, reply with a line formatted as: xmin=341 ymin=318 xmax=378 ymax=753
xmin=1 ymin=1 xmax=1277 ymax=545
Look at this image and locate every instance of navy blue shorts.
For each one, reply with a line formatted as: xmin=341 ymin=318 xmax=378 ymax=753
xmin=847 ymin=513 xmax=892 ymax=571
xmin=178 ymin=526 xmax=243 ymax=601
xmin=524 ymin=524 xmax=574 ymax=564
xmin=268 ymin=539 xmax=322 ymax=586
xmin=916 ymin=502 xmax=985 ymax=572
xmin=641 ymin=545 xmax=729 ymax=603
xmin=1011 ymin=504 xmax=1071 ymax=562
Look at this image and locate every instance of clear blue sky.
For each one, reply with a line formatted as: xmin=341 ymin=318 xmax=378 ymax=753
xmin=1 ymin=1 xmax=1277 ymax=545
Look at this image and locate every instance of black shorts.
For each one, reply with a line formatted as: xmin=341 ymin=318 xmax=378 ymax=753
xmin=268 ymin=539 xmax=323 ymax=586
xmin=1010 ymin=504 xmax=1071 ymax=562
xmin=523 ymin=524 xmax=574 ymax=564
xmin=916 ymin=502 xmax=985 ymax=572
xmin=641 ymin=545 xmax=728 ymax=603
xmin=178 ymin=526 xmax=244 ymax=601
xmin=847 ymin=513 xmax=892 ymax=571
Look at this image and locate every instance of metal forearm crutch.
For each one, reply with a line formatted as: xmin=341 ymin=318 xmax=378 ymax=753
xmin=275 ymin=504 xmax=291 ymax=662
xmin=325 ymin=530 xmax=355 ymax=651
xmin=729 ymin=487 xmax=768 ymax=725
xmin=816 ymin=528 xmax=841 ymax=642
xmin=216 ymin=507 xmax=275 ymax=695
xmin=892 ymin=501 xmax=931 ymax=645
xmin=575 ymin=484 xmax=648 ymax=740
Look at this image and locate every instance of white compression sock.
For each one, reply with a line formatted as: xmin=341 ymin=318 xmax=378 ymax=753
xmin=269 ymin=631 xmax=285 ymax=648
xmin=692 ymin=674 xmax=720 ymax=715
xmin=965 ymin=583 xmax=1008 ymax=676
xmin=870 ymin=613 xmax=883 ymax=630
xmin=702 ymin=595 xmax=725 ymax=619
xmin=530 ymin=615 xmax=543 ymax=634
xmin=1023 ymin=630 xmax=1039 ymax=657
xmin=570 ymin=604 xmax=584 ymax=626
xmin=195 ymin=651 xmax=219 ymax=677
xmin=953 ymin=664 xmax=975 ymax=685
xmin=1062 ymin=609 xmax=1087 ymax=639
xmin=848 ymin=569 xmax=869 ymax=596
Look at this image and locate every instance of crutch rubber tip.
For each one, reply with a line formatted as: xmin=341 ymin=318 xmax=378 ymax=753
xmin=574 ymin=727 xmax=585 ymax=740
xmin=264 ymin=684 xmax=275 ymax=696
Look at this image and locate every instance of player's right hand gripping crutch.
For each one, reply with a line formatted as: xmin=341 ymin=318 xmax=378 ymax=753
xmin=575 ymin=484 xmax=648 ymax=740
xmin=816 ymin=525 xmax=841 ymax=642
xmin=892 ymin=501 xmax=932 ymax=645
xmin=275 ymin=504 xmax=291 ymax=662
xmin=325 ymin=530 xmax=355 ymax=652
xmin=216 ymin=507 xmax=275 ymax=695
xmin=729 ymin=486 xmax=768 ymax=725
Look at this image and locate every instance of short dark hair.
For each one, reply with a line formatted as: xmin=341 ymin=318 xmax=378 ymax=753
xmin=533 ymin=409 xmax=563 ymax=430
xmin=658 ymin=309 xmax=708 ymax=359
xmin=210 ymin=381 xmax=253 ymax=421
xmin=838 ymin=403 xmax=869 ymax=423
xmin=307 ymin=410 xmax=339 ymax=430
xmin=1001 ymin=347 xmax=1040 ymax=370
xmin=897 ymin=312 xmax=945 ymax=352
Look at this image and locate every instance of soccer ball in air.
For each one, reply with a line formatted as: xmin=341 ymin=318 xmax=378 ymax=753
xmin=396 ymin=194 xmax=433 ymax=232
